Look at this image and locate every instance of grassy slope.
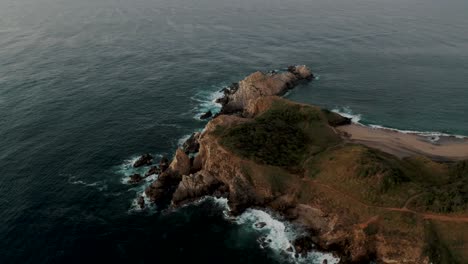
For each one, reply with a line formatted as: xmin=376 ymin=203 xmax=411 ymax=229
xmin=214 ymin=98 xmax=468 ymax=263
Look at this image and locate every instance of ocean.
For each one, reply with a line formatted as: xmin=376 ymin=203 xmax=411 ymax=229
xmin=0 ymin=0 xmax=467 ymax=263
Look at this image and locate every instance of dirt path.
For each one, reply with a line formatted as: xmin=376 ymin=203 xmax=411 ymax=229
xmin=402 ymin=192 xmax=425 ymax=209
xmin=308 ymin=179 xmax=468 ymax=223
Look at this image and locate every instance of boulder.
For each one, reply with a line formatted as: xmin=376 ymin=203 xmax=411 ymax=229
xmin=137 ymin=196 xmax=145 ymax=209
xmin=133 ymin=154 xmax=153 ymax=168
xmin=129 ymin=173 xmax=144 ymax=184
xmin=145 ymin=166 xmax=160 ymax=176
xmin=287 ymin=65 xmax=314 ymax=80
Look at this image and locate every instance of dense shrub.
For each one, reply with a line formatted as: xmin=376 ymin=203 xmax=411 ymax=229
xmin=219 ymin=102 xmax=310 ymax=167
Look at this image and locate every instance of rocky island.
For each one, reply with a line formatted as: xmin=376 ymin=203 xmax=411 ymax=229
xmin=137 ymin=66 xmax=468 ymax=263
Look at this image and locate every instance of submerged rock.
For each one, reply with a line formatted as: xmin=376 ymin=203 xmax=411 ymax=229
xmin=137 ymin=196 xmax=145 ymax=209
xmin=133 ymin=154 xmax=153 ymax=168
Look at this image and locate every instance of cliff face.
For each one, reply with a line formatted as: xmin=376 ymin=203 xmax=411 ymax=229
xmin=154 ymin=97 xmax=426 ymax=263
xmin=141 ymin=66 xmax=467 ymax=264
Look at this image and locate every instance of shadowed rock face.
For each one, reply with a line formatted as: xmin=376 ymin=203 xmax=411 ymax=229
xmin=182 ymin=132 xmax=201 ymax=154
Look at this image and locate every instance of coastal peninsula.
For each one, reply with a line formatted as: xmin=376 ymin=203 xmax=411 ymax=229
xmin=137 ymin=66 xmax=468 ymax=263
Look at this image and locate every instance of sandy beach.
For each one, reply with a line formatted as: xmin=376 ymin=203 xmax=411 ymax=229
xmin=337 ymin=124 xmax=468 ymax=161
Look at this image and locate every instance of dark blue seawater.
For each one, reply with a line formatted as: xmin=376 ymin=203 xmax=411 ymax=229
xmin=1 ymin=0 xmax=467 ymax=263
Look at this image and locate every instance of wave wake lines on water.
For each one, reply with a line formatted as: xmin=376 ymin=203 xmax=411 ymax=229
xmin=67 ymin=175 xmax=108 ymax=192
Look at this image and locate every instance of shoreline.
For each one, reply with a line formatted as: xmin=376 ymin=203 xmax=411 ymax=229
xmin=336 ymin=123 xmax=468 ymax=161
xmin=136 ymin=66 xmax=468 ymax=263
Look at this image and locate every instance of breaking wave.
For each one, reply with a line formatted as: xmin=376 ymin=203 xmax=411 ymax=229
xmin=190 ymin=197 xmax=339 ymax=264
xmin=235 ymin=208 xmax=339 ymax=264
xmin=191 ymin=84 xmax=225 ymax=120
xmin=332 ymin=107 xmax=466 ymax=142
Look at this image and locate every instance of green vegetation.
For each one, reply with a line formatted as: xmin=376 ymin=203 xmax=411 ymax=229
xmin=424 ymin=222 xmax=459 ymax=264
xmin=216 ymin=98 xmax=468 ymax=214
xmin=415 ymin=160 xmax=468 ymax=213
xmin=357 ymin=148 xmax=410 ymax=192
xmin=217 ymin=100 xmax=340 ymax=167
xmin=211 ymin=97 xmax=468 ymax=262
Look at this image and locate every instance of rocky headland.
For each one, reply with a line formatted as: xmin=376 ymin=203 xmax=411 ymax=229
xmin=135 ymin=66 xmax=468 ymax=264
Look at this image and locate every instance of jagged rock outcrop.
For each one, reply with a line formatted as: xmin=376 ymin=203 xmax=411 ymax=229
xmin=168 ymin=149 xmax=191 ymax=176
xmin=172 ymin=172 xmax=226 ymax=206
xmin=159 ymin=156 xmax=170 ymax=172
xmin=133 ymin=153 xmax=153 ymax=168
xmin=145 ymin=149 xmax=191 ymax=204
xmin=217 ymin=65 xmax=313 ymax=115
xmin=129 ymin=173 xmax=144 ymax=184
xmin=145 ymin=166 xmax=160 ymax=177
xmin=182 ymin=132 xmax=201 ymax=154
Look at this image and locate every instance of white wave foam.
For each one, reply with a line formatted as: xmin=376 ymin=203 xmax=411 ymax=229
xmin=68 ymin=177 xmax=108 ymax=191
xmin=114 ymin=155 xmax=162 ymax=213
xmin=235 ymin=208 xmax=339 ymax=264
xmin=178 ymin=134 xmax=192 ymax=146
xmin=236 ymin=209 xmax=295 ymax=251
xmin=368 ymin=124 xmax=466 ymax=140
xmin=116 ymin=154 xmax=162 ymax=184
xmin=331 ymin=106 xmax=362 ymax=123
xmin=191 ymin=85 xmax=225 ymax=120
xmin=332 ymin=107 xmax=466 ymax=142
xmin=127 ymin=172 xmax=159 ymax=214
xmin=169 ymin=196 xmax=338 ymax=263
